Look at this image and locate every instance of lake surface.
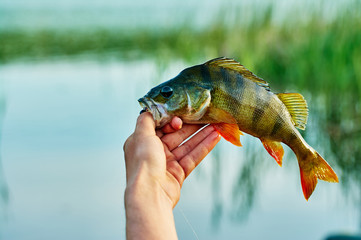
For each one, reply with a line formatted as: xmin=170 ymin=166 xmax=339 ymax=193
xmin=0 ymin=59 xmax=359 ymax=239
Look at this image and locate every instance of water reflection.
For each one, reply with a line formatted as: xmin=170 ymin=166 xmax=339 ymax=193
xmin=325 ymin=94 xmax=361 ymax=232
xmin=210 ymin=139 xmax=264 ymax=223
xmin=326 ymin=94 xmax=361 ymax=195
xmin=0 ymin=60 xmax=359 ymax=239
xmin=231 ymin=149 xmax=261 ymax=221
xmin=0 ymin=81 xmax=9 ymax=226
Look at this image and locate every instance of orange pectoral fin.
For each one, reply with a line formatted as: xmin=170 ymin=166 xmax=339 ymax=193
xmin=212 ymin=123 xmax=243 ymax=147
xmin=261 ymin=139 xmax=284 ymax=166
xmin=207 ymin=107 xmax=238 ymax=124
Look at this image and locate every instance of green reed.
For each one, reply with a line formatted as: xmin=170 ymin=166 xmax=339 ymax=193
xmin=1 ymin=3 xmax=360 ymax=96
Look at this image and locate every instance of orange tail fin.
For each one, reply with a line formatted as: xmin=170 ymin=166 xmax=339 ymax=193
xmin=298 ymin=150 xmax=338 ymax=200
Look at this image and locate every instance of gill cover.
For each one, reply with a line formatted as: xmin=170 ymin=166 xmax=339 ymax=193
xmin=182 ymin=85 xmax=211 ymax=122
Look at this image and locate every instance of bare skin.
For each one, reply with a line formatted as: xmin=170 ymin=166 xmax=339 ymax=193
xmin=123 ymin=113 xmax=221 ymax=240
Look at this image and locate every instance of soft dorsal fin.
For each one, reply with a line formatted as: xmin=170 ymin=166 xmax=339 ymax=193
xmin=205 ymin=57 xmax=270 ymax=90
xmin=277 ymin=93 xmax=309 ymax=130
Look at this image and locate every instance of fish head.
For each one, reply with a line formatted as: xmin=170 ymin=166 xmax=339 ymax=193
xmin=138 ymin=79 xmax=211 ymax=128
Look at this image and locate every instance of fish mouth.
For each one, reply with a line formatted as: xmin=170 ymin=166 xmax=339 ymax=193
xmin=138 ymin=97 xmax=171 ymax=128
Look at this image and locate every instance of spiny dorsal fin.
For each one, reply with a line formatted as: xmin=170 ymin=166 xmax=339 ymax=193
xmin=277 ymin=93 xmax=309 ymax=130
xmin=205 ymin=57 xmax=270 ymax=90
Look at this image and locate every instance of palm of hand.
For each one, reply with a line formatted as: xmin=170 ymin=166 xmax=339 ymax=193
xmin=124 ymin=113 xmax=220 ymax=208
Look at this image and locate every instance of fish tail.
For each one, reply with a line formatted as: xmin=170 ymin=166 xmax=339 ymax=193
xmin=297 ymin=148 xmax=338 ymax=200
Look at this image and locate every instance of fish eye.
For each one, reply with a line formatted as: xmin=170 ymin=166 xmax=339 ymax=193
xmin=160 ymin=86 xmax=173 ymax=98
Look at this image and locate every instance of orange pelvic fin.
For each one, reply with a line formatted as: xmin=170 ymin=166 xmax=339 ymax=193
xmin=261 ymin=139 xmax=284 ymax=166
xmin=299 ymin=151 xmax=339 ymax=200
xmin=212 ymin=123 xmax=243 ymax=146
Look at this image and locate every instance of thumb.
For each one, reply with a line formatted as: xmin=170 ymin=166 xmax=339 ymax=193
xmin=134 ymin=112 xmax=156 ymax=136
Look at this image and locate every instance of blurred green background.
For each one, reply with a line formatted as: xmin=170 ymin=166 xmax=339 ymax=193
xmin=0 ymin=0 xmax=360 ymax=239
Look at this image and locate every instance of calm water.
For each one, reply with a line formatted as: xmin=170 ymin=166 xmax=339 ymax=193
xmin=0 ymin=60 xmax=359 ymax=240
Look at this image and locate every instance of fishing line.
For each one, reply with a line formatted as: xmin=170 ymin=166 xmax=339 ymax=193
xmin=179 ymin=124 xmax=209 ymax=147
xmin=177 ymin=207 xmax=200 ymax=240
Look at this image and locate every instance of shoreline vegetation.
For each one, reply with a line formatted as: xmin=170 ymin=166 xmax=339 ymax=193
xmin=0 ymin=3 xmax=360 ymax=92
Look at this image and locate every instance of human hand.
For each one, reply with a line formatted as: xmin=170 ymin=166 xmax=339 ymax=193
xmin=124 ymin=112 xmax=221 ymax=208
xmin=123 ymin=113 xmax=220 ymax=240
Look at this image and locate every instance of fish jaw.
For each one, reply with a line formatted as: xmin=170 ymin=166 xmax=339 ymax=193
xmin=138 ymin=97 xmax=172 ymax=128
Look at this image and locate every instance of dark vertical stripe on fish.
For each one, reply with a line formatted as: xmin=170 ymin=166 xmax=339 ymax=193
xmin=220 ymin=68 xmax=239 ymax=95
xmin=252 ymin=108 xmax=265 ymax=123
xmin=235 ymin=73 xmax=245 ymax=101
xmin=271 ymin=115 xmax=284 ymax=135
xmin=200 ymin=64 xmax=211 ymax=82
xmin=252 ymin=85 xmax=270 ymax=129
xmin=220 ymin=68 xmax=229 ymax=82
xmin=286 ymin=131 xmax=299 ymax=145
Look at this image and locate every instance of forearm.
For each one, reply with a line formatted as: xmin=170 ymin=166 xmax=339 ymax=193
xmin=125 ymin=174 xmax=178 ymax=240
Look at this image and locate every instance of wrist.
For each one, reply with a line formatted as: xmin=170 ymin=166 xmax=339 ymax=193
xmin=125 ymin=173 xmax=173 ymax=211
xmin=124 ymin=175 xmax=177 ymax=240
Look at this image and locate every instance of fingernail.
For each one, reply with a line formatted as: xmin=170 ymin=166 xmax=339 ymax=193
xmin=174 ymin=117 xmax=182 ymax=130
xmin=178 ymin=120 xmax=182 ymax=130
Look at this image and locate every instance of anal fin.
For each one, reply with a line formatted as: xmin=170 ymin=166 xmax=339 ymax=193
xmin=212 ymin=123 xmax=243 ymax=147
xmin=261 ymin=139 xmax=284 ymax=166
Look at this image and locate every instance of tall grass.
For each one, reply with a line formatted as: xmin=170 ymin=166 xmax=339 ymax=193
xmin=1 ymin=3 xmax=360 ymax=95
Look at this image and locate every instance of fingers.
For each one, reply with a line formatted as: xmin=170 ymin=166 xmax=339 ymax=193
xmin=134 ymin=112 xmax=156 ymax=136
xmin=162 ymin=117 xmax=183 ymax=133
xmin=172 ymin=125 xmax=215 ymax=159
xmin=178 ymin=129 xmax=221 ymax=178
xmin=161 ymin=124 xmax=203 ymax=151
xmin=156 ymin=117 xmax=183 ymax=138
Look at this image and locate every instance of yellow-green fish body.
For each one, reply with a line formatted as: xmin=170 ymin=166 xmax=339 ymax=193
xmin=139 ymin=57 xmax=338 ymax=200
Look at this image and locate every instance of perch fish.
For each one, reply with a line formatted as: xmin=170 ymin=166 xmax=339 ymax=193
xmin=138 ymin=57 xmax=338 ymax=200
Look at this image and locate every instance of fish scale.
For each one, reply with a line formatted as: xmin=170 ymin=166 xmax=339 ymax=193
xmin=208 ymin=67 xmax=284 ymax=139
xmin=138 ymin=57 xmax=338 ymax=200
